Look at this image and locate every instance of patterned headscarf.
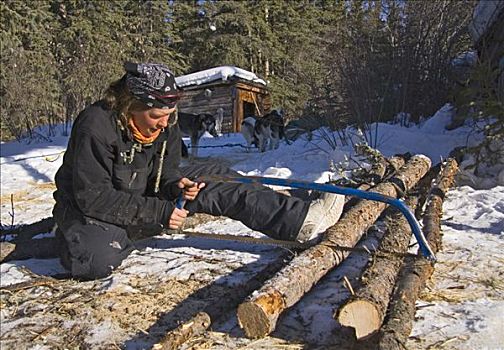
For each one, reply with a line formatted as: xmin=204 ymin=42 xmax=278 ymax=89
xmin=124 ymin=62 xmax=181 ymax=109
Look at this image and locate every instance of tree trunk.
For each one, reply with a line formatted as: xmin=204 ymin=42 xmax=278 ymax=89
xmin=237 ymin=155 xmax=431 ymax=339
xmin=335 ymin=196 xmax=419 ymax=339
xmin=374 ymin=159 xmax=458 ymax=350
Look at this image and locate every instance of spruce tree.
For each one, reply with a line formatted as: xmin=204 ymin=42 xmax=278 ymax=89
xmin=1 ymin=0 xmax=60 ymax=140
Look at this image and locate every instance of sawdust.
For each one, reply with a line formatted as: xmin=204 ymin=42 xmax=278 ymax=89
xmin=1 ymin=182 xmax=55 ymax=206
xmin=0 ymin=275 xmax=208 ymax=349
xmin=184 ymin=331 xmax=304 ymax=349
xmin=420 ymin=259 xmax=504 ymax=303
xmin=27 ymin=181 xmax=57 ymax=190
xmin=90 ymin=276 xmax=204 ymax=331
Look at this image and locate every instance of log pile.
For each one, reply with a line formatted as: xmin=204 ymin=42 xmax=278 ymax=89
xmin=335 ymin=196 xmax=420 ymax=339
xmin=236 ymin=155 xmax=432 ymax=338
xmin=232 ymin=157 xmax=457 ymax=348
xmin=149 ymin=154 xmax=410 ymax=348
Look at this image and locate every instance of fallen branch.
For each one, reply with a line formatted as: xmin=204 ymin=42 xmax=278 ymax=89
xmin=237 ymin=155 xmax=432 ymax=338
xmin=373 ymin=158 xmax=458 ymax=350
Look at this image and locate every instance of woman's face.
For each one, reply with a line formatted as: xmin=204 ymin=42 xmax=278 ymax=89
xmin=130 ymin=107 xmax=176 ymax=137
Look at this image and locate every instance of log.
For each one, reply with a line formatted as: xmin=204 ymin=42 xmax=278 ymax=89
xmin=344 ymin=156 xmax=406 ymax=210
xmin=373 ymin=159 xmax=458 ymax=350
xmin=152 ymin=312 xmax=211 ymax=350
xmin=237 ymin=155 xmax=432 ymax=338
xmin=151 ymin=248 xmax=295 ymax=349
xmin=335 ymin=196 xmax=420 ymax=339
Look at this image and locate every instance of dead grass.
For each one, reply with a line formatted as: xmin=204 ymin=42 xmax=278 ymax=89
xmin=0 ymin=275 xmax=207 ymax=349
xmin=1 ymin=182 xmax=55 ymax=205
xmin=184 ymin=331 xmax=305 ymax=350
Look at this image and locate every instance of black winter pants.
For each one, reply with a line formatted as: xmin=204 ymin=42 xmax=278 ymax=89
xmin=57 ymin=163 xmax=309 ymax=280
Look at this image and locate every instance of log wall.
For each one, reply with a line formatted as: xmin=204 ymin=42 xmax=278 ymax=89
xmin=177 ymin=80 xmax=270 ymax=133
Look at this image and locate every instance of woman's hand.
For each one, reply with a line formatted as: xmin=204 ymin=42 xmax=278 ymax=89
xmin=169 ymin=207 xmax=188 ymax=229
xmin=177 ymin=177 xmax=206 ymax=201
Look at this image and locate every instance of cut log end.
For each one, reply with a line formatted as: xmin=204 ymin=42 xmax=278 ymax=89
xmin=337 ymin=300 xmax=382 ymax=340
xmin=237 ymin=301 xmax=273 ymax=339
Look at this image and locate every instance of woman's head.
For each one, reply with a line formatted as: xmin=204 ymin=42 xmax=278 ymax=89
xmin=103 ymin=62 xmax=181 ymax=133
xmin=123 ymin=62 xmax=181 ymax=109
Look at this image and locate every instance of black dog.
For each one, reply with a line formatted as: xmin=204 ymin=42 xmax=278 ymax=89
xmin=240 ymin=110 xmax=285 ymax=152
xmin=178 ymin=111 xmax=218 ymax=158
xmin=262 ymin=109 xmax=284 ymax=150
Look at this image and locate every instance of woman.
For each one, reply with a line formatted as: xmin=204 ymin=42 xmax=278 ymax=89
xmin=53 ymin=62 xmax=344 ymax=280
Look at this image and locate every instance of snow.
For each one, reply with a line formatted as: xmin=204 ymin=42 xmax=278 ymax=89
xmin=1 ymin=104 xmax=503 ymax=349
xmin=468 ymin=0 xmax=504 ymax=43
xmin=175 ymin=65 xmax=267 ymax=88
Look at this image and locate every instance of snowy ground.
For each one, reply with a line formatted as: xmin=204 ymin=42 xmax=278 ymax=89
xmin=1 ymin=104 xmax=503 ymax=349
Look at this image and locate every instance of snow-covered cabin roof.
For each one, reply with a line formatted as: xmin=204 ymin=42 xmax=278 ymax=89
xmin=175 ymin=66 xmax=267 ymax=89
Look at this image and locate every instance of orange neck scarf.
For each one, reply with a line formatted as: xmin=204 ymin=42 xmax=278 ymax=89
xmin=128 ymin=118 xmax=161 ymax=144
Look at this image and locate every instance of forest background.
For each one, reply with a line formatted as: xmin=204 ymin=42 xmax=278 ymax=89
xmin=1 ymin=0 xmax=497 ymax=150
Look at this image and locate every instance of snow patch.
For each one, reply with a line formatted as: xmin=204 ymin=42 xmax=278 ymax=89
xmin=175 ymin=66 xmax=267 ymax=88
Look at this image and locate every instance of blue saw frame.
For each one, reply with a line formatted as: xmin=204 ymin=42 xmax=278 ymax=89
xmin=177 ymin=175 xmax=436 ymax=261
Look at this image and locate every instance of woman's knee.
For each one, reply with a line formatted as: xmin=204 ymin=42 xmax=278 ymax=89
xmin=70 ymin=244 xmax=133 ymax=280
xmin=60 ymin=219 xmax=134 ymax=280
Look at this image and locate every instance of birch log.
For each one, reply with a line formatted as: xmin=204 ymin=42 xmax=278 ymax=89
xmin=335 ymin=196 xmax=420 ymax=339
xmin=374 ymin=159 xmax=458 ymax=350
xmin=237 ymin=155 xmax=432 ymax=338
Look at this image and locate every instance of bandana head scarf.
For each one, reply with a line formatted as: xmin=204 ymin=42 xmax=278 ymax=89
xmin=124 ymin=62 xmax=181 ymax=109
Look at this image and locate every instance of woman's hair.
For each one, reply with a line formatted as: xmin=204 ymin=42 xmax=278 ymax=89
xmin=103 ymin=75 xmax=147 ymax=129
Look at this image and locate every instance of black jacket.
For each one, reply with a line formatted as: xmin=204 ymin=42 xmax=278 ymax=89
xmin=53 ymin=101 xmax=182 ymax=230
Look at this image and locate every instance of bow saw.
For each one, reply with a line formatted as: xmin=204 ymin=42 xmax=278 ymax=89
xmin=174 ymin=175 xmax=436 ymax=261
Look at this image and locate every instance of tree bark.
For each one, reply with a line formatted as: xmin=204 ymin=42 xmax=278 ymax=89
xmin=152 ymin=312 xmax=211 ymax=350
xmin=373 ymin=158 xmax=458 ymax=350
xmin=335 ymin=196 xmax=419 ymax=340
xmin=343 ymin=155 xmax=406 ymax=211
xmin=237 ymin=155 xmax=432 ymax=339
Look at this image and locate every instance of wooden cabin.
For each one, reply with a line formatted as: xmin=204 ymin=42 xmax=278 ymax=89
xmin=175 ymin=66 xmax=271 ymax=133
